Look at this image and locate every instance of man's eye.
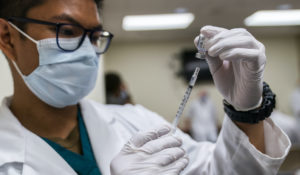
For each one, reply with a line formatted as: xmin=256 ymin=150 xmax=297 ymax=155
xmin=90 ymin=32 xmax=101 ymax=44
xmin=59 ymin=26 xmax=83 ymax=38
xmin=91 ymin=36 xmax=99 ymax=43
xmin=60 ymin=28 xmax=76 ymax=36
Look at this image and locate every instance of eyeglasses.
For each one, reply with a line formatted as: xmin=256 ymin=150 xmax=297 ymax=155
xmin=8 ymin=17 xmax=114 ymax=54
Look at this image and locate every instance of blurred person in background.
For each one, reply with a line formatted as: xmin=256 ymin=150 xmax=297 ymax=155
xmin=185 ymin=91 xmax=218 ymax=142
xmin=105 ymin=72 xmax=133 ymax=105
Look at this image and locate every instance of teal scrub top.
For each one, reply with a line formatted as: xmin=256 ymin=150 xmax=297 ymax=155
xmin=43 ymin=107 xmax=102 ymax=175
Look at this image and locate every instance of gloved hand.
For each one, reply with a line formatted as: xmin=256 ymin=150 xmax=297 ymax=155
xmin=195 ymin=26 xmax=266 ymax=111
xmin=110 ymin=125 xmax=189 ymax=175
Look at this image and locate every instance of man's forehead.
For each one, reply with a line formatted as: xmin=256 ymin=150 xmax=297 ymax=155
xmin=50 ymin=14 xmax=103 ymax=30
xmin=27 ymin=0 xmax=102 ymax=28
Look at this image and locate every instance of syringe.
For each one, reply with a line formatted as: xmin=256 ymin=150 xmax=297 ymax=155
xmin=172 ymin=67 xmax=200 ymax=133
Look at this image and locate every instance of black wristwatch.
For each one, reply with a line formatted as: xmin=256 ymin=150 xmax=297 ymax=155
xmin=223 ymin=82 xmax=276 ymax=124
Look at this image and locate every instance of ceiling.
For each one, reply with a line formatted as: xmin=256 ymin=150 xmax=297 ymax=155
xmin=101 ymin=0 xmax=300 ymax=42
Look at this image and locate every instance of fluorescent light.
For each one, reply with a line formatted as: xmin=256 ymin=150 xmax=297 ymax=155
xmin=123 ymin=13 xmax=195 ymax=31
xmin=244 ymin=9 xmax=300 ymax=26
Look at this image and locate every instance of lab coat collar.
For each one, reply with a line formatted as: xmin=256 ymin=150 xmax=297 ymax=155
xmin=0 ymin=97 xmax=76 ymax=174
xmin=0 ymin=97 xmax=25 ymax=166
xmin=80 ymin=99 xmax=115 ymax=124
xmin=80 ymin=99 xmax=124 ymax=175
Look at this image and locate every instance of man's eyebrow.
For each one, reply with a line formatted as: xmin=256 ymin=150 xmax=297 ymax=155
xmin=50 ymin=14 xmax=103 ymax=30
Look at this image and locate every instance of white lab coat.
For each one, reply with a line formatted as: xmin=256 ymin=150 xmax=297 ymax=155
xmin=0 ymin=97 xmax=291 ymax=175
xmin=187 ymin=98 xmax=218 ymax=142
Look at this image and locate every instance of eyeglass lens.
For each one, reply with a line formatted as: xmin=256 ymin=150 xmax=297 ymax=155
xmin=57 ymin=24 xmax=111 ymax=53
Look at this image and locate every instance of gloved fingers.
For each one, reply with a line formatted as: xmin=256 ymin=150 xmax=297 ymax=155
xmin=129 ymin=125 xmax=171 ymax=148
xmin=204 ymin=28 xmax=252 ymax=51
xmin=194 ymin=27 xmax=229 ymax=49
xmin=139 ymin=135 xmax=182 ymax=154
xmin=207 ymin=36 xmax=257 ymax=58
xmin=219 ymin=48 xmax=261 ymax=62
xmin=194 ymin=25 xmax=227 ymax=50
xmin=161 ymin=157 xmax=189 ymax=175
xmin=149 ymin=147 xmax=186 ymax=166
xmin=200 ymin=25 xmax=228 ymax=39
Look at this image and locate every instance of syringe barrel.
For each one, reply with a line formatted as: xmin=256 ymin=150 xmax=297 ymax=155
xmin=172 ymin=67 xmax=200 ymax=133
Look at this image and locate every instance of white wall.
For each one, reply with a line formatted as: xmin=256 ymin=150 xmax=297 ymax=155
xmin=104 ymin=36 xmax=300 ymax=123
xmin=262 ymin=36 xmax=300 ymax=115
xmin=0 ymin=51 xmax=13 ymax=100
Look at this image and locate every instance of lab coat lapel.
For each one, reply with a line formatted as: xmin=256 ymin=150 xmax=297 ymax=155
xmin=0 ymin=97 xmax=76 ymax=175
xmin=23 ymin=129 xmax=77 ymax=175
xmin=0 ymin=99 xmax=25 ymax=166
xmin=80 ymin=100 xmax=124 ymax=175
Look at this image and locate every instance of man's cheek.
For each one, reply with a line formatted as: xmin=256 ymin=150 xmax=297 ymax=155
xmin=16 ymin=42 xmax=39 ymax=75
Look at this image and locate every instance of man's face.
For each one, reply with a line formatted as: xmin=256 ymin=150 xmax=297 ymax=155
xmin=9 ymin=0 xmax=102 ymax=75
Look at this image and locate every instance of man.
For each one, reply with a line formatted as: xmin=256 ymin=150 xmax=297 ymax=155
xmin=0 ymin=0 xmax=291 ymax=174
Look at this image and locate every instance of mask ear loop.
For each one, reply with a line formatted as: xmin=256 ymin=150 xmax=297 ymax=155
xmin=11 ymin=60 xmax=26 ymax=78
xmin=7 ymin=22 xmax=36 ymax=78
xmin=8 ymin=22 xmax=39 ymax=45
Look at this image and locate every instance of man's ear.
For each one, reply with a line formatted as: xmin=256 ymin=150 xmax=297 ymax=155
xmin=0 ymin=18 xmax=17 ymax=62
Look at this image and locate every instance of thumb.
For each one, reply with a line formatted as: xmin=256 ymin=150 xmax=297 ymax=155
xmin=129 ymin=125 xmax=171 ymax=147
xmin=194 ymin=25 xmax=227 ymax=48
xmin=200 ymin=25 xmax=227 ymax=39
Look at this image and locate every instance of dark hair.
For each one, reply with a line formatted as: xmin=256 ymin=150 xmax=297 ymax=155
xmin=0 ymin=0 xmax=103 ymax=20
xmin=105 ymin=72 xmax=122 ymax=94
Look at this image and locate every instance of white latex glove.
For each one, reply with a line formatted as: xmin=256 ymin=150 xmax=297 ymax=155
xmin=110 ymin=125 xmax=189 ymax=175
xmin=195 ymin=26 xmax=266 ymax=111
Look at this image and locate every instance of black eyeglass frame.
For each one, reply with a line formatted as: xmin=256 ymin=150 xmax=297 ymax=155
xmin=7 ymin=17 xmax=114 ymax=54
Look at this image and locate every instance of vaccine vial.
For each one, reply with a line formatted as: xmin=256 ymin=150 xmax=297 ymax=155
xmin=195 ymin=34 xmax=206 ymax=59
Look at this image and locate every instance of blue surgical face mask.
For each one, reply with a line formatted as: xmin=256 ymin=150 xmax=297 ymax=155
xmin=9 ymin=22 xmax=100 ymax=108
